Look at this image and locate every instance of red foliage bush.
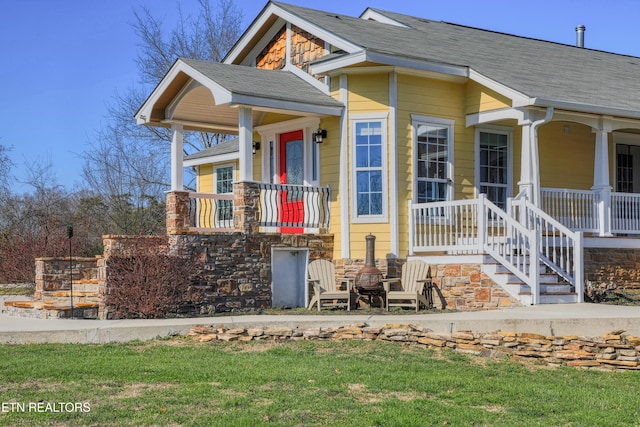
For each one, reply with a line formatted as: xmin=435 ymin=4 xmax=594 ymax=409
xmin=104 ymin=254 xmax=203 ymax=319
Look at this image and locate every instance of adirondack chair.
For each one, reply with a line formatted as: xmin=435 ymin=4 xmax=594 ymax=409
xmin=382 ymin=260 xmax=433 ymax=312
xmin=307 ymin=259 xmax=354 ymax=311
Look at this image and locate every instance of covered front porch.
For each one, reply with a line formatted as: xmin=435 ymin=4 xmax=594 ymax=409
xmin=408 ymin=106 xmax=640 ymax=305
xmin=135 ymin=58 xmax=343 ymax=236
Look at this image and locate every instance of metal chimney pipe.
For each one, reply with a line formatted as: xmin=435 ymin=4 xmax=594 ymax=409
xmin=576 ymin=25 xmax=586 ymax=48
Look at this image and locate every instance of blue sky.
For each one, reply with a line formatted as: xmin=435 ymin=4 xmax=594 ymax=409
xmin=2 ymin=0 xmax=639 ymax=193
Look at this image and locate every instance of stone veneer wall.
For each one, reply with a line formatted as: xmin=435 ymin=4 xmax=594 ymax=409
xmin=337 ymin=259 xmax=521 ymax=311
xmin=188 ymin=323 xmax=640 ymax=372
xmin=430 ymin=263 xmax=521 ymax=310
xmin=584 ymin=248 xmax=640 ymax=296
xmin=35 ymin=257 xmax=99 ymax=298
xmin=99 ymin=233 xmax=334 ymax=319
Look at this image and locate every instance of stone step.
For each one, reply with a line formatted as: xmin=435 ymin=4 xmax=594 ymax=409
xmin=3 ymin=300 xmax=98 ymax=319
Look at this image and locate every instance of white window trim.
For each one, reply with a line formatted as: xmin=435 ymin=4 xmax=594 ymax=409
xmin=213 ymin=163 xmax=236 ymax=194
xmin=474 ymin=125 xmax=513 ymax=203
xmin=351 ymin=112 xmax=389 ymax=223
xmin=613 ymin=132 xmax=640 ymax=193
xmin=411 ymin=115 xmax=455 ymax=203
xmin=256 ymin=117 xmax=320 ymax=186
xmin=213 ymin=163 xmax=236 ymax=228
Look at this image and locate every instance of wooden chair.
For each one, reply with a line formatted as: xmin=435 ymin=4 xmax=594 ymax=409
xmin=307 ymin=259 xmax=353 ymax=311
xmin=382 ymin=260 xmax=433 ymax=312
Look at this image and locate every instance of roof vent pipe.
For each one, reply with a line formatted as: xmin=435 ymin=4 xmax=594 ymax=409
xmin=576 ymin=25 xmax=586 ymax=48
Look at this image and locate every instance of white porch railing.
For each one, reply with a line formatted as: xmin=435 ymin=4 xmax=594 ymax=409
xmin=611 ymin=192 xmax=640 ymax=234
xmin=541 ymin=187 xmax=640 ymax=235
xmin=409 ymin=194 xmax=585 ymax=304
xmin=188 ymin=192 xmax=235 ymax=232
xmin=258 ymin=183 xmax=331 ymax=231
xmin=409 ymin=194 xmax=541 ymax=302
xmin=540 ymin=188 xmax=599 ymax=233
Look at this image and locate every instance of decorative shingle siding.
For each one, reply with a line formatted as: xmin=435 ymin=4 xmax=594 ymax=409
xmin=256 ymin=26 xmax=286 ymax=70
xmin=290 ymin=25 xmax=325 ymax=78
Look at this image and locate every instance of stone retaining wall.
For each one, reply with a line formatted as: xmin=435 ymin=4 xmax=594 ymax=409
xmin=100 ymin=233 xmax=334 ymax=318
xmin=584 ymin=248 xmax=640 ymax=297
xmin=35 ymin=257 xmax=99 ymax=297
xmin=188 ymin=322 xmax=640 ymax=371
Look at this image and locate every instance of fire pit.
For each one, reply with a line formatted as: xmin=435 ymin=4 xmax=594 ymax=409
xmin=355 ymin=234 xmax=385 ymax=307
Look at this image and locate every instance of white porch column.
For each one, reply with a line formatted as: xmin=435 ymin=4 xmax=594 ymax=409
xmin=170 ymin=123 xmax=184 ymax=191
xmin=518 ymin=108 xmax=553 ymax=206
xmin=592 ymin=127 xmax=612 ymax=236
xmin=238 ymin=106 xmax=253 ymax=182
xmin=518 ymin=121 xmax=534 ymax=201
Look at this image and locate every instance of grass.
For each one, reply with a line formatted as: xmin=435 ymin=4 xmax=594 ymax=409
xmin=1 ymin=339 xmax=640 ymax=426
xmin=0 ymin=285 xmax=34 ymax=296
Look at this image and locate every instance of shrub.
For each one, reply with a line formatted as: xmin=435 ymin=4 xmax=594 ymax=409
xmin=104 ymin=254 xmax=203 ymax=319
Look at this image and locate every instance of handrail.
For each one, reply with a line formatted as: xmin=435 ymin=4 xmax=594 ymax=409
xmin=511 ymin=197 xmax=584 ymax=302
xmin=409 ymin=195 xmax=539 ymax=302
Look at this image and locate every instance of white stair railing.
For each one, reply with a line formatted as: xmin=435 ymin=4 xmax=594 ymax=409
xmin=409 ymin=195 xmax=540 ymax=303
xmin=509 ymin=197 xmax=584 ymax=303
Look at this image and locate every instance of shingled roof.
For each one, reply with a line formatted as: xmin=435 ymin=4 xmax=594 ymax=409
xmin=271 ymin=2 xmax=640 ymax=116
xmin=179 ymin=58 xmax=343 ymax=110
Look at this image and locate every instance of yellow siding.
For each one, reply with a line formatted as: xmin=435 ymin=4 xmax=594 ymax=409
xmin=397 ymin=74 xmax=469 ymax=256
xmin=539 ymin=122 xmax=595 ymax=190
xmin=347 ymin=73 xmax=391 ymax=258
xmin=318 ymin=116 xmax=342 ymax=257
xmin=197 ymin=164 xmax=213 ymax=193
xmin=349 ymin=74 xmax=389 ymax=111
xmin=465 ymin=81 xmax=511 ymax=113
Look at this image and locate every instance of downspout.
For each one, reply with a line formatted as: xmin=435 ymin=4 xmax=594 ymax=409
xmin=529 ymin=107 xmax=554 ymax=206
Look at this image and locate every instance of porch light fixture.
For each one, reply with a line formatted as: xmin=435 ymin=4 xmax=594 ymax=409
xmin=252 ymin=142 xmax=261 ymax=154
xmin=313 ymin=128 xmax=327 ymax=144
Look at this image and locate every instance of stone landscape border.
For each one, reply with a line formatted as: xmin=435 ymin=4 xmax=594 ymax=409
xmin=188 ymin=322 xmax=640 ymax=371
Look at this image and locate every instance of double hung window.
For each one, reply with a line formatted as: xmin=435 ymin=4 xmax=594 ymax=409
xmin=352 ymin=115 xmax=388 ymax=222
xmin=215 ymin=165 xmax=234 ymax=226
xmin=413 ymin=116 xmax=454 ymax=204
xmin=477 ymin=130 xmax=511 ymax=209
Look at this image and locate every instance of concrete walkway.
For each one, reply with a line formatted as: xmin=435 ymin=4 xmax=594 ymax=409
xmin=2 ymin=303 xmax=640 ymax=344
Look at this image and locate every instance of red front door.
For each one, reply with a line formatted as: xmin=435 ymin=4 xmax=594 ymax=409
xmin=279 ymin=130 xmax=304 ymax=233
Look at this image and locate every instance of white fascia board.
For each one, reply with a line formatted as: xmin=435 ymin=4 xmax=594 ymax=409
xmin=178 ymin=63 xmax=233 ymax=106
xmin=225 ymin=3 xmax=360 ymax=65
xmin=135 ymin=61 xmax=188 ymax=124
xmin=312 ymin=50 xmax=468 ymax=78
xmin=466 ymin=107 xmax=525 ymax=127
xmin=312 ymin=51 xmax=368 ymax=74
xmin=230 ymin=94 xmax=343 ymax=117
xmin=236 ymin=17 xmax=288 ymax=67
xmin=184 ymin=152 xmax=239 ymax=168
xmin=136 ymin=59 xmax=233 ymax=125
xmin=469 ymin=69 xmax=530 ymax=106
xmin=359 ymin=9 xmax=410 ymax=28
xmin=529 ymin=98 xmax=640 ymax=121
xmin=282 ymin=63 xmax=329 ymax=93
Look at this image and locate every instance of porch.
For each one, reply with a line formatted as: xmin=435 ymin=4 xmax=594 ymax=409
xmin=166 ymin=181 xmax=331 ymax=235
xmin=407 ymin=188 xmax=640 ymax=306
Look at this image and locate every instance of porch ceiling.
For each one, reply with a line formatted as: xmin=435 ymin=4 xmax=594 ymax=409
xmin=136 ymin=58 xmax=343 ymax=134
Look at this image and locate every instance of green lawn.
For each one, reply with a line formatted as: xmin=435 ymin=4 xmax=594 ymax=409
xmin=0 ymin=339 xmax=639 ymax=426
